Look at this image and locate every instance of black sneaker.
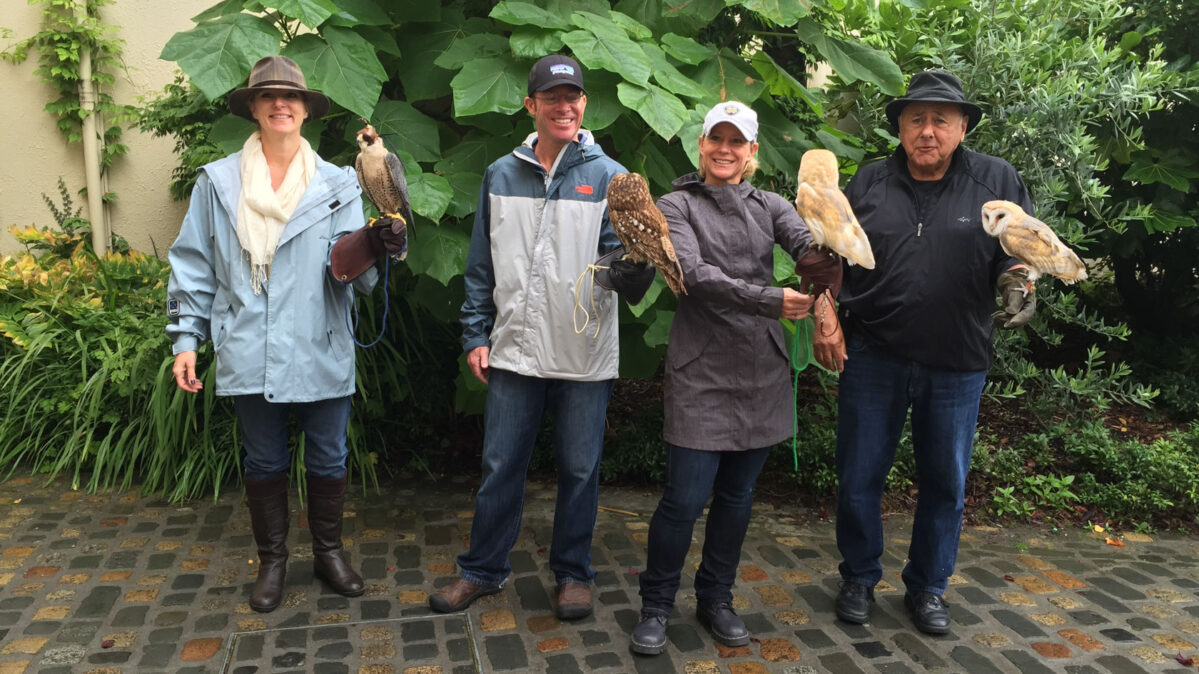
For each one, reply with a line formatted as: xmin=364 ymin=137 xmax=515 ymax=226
xmin=834 ymin=582 xmax=874 ymax=624
xmin=904 ymin=590 xmax=951 ymax=635
xmin=696 ymin=601 xmax=750 ymax=647
xmin=629 ymin=612 xmax=668 ymax=655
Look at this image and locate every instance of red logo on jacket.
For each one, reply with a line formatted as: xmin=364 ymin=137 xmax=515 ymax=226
xmin=575 ymin=184 xmax=594 ymax=195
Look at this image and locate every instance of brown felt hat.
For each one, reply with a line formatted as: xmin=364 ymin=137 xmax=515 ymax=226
xmin=228 ymin=55 xmax=330 ymax=121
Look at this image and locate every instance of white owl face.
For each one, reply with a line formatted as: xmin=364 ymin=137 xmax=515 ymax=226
xmin=981 ymin=200 xmax=1022 ymax=237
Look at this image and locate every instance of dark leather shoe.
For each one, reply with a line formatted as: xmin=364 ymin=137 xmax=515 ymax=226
xmin=696 ymin=601 xmax=749 ymax=646
xmin=556 ymin=582 xmax=593 ymax=620
xmin=629 ymin=612 xmax=668 ymax=655
xmin=904 ymin=590 xmax=951 ymax=635
xmin=835 ymin=582 xmax=874 ymax=624
xmin=428 ymin=578 xmax=502 ymax=613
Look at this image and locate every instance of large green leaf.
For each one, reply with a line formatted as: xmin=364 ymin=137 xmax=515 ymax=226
xmin=642 ymin=307 xmax=674 ymax=346
xmin=490 ymin=1 xmax=571 ymax=30
xmin=579 ymin=69 xmax=625 ymax=133
xmin=353 ymin=26 xmax=401 ymax=58
xmin=370 ymin=101 xmax=441 ymax=164
xmin=641 ymin=43 xmax=708 ymax=100
xmin=617 ymin=82 xmax=688 ymax=141
xmin=562 ymin=17 xmax=652 ymax=85
xmin=451 ymin=56 xmax=528 ymax=117
xmin=435 ymin=133 xmax=518 ymax=175
xmin=433 ymin=33 xmax=512 ymax=70
xmin=754 ymin=104 xmax=810 ymax=176
xmin=160 ymin=14 xmax=280 ymax=100
xmin=407 ymin=171 xmax=454 ymax=222
xmin=444 ymin=172 xmax=485 ymax=219
xmin=263 ymin=0 xmax=337 ymax=27
xmin=731 ymin=0 xmax=811 ymax=25
xmin=324 ymin=0 xmax=393 ymax=27
xmin=208 ymin=114 xmax=257 ymax=155
xmin=607 ymin=9 xmax=653 ymax=39
xmin=688 ymin=49 xmax=767 ymax=103
xmin=283 ymin=29 xmax=385 ymax=121
xmin=660 ymin=33 xmax=714 ymax=65
xmin=509 ymin=27 xmax=566 ymax=59
xmin=794 ymin=19 xmax=904 ymax=95
xmin=405 ymin=222 xmax=470 ymax=285
xmin=191 ymin=0 xmax=249 ymax=23
xmin=1123 ymin=154 xmax=1198 ymax=193
xmin=614 ymin=0 xmax=724 ymax=34
xmin=396 ymin=16 xmax=491 ymax=102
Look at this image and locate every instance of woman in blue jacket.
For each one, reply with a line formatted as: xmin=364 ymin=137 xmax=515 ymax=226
xmin=166 ymin=56 xmax=383 ymax=612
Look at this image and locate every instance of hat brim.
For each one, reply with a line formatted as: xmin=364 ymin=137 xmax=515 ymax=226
xmin=228 ymin=85 xmax=331 ymax=122
xmin=529 ymin=79 xmax=587 ymax=96
xmin=886 ymin=98 xmax=982 ymax=133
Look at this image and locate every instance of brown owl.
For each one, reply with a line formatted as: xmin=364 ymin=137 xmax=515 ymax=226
xmin=981 ymin=200 xmax=1087 ymax=287
xmin=606 ymin=173 xmax=686 ymax=295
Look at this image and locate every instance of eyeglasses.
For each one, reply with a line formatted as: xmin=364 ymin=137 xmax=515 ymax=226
xmin=534 ymin=91 xmax=585 ymax=105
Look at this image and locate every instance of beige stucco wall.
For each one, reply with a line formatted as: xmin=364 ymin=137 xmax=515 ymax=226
xmin=0 ymin=0 xmax=208 ymax=255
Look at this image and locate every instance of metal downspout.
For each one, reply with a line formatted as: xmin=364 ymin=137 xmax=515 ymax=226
xmin=75 ymin=0 xmax=108 ymax=256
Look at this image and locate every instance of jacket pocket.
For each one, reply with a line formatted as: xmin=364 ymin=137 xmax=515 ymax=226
xmin=667 ymin=328 xmax=712 ymax=372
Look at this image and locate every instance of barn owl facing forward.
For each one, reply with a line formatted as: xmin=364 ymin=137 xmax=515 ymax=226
xmin=606 ymin=173 xmax=686 ymax=295
xmin=981 ymin=200 xmax=1087 ymax=287
xmin=795 ymin=149 xmax=875 ymax=269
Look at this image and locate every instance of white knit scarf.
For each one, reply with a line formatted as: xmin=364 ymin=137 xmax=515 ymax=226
xmin=236 ymin=131 xmax=316 ymax=294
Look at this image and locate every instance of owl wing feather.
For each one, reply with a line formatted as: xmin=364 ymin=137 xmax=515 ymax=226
xmin=607 ymin=173 xmax=686 ymax=295
xmin=796 ymin=181 xmax=875 ymax=269
xmin=998 ymin=217 xmax=1088 ymax=284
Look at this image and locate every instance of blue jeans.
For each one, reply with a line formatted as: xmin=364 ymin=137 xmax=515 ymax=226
xmin=639 ymin=444 xmax=771 ymax=615
xmin=835 ymin=334 xmax=986 ymax=595
xmin=233 ymin=395 xmax=351 ymax=482
xmin=457 ymin=368 xmax=613 ymax=587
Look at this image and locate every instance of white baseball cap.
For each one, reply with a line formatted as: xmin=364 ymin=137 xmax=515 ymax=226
xmin=702 ymin=101 xmax=758 ymax=142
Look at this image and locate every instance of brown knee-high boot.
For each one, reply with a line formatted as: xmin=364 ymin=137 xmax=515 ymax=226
xmin=307 ymin=474 xmax=364 ymax=597
xmin=245 ymin=474 xmax=289 ymax=612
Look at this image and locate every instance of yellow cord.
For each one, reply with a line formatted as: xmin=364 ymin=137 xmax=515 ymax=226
xmin=573 ymin=264 xmax=610 ymax=338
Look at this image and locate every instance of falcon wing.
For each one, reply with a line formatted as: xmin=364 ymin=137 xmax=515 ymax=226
xmin=384 ymin=151 xmax=414 ymax=227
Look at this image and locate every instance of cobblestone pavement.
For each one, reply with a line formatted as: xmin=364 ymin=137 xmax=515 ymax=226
xmin=1 ymin=475 xmax=1198 ymax=673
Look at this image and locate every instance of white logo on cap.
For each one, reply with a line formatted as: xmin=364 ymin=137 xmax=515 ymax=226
xmin=550 ymin=64 xmax=575 ymax=76
xmin=724 ymin=104 xmax=740 ymax=115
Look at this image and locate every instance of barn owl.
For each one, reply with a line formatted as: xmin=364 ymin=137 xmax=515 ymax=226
xmin=980 ymin=200 xmax=1087 ymax=288
xmin=606 ymin=173 xmax=686 ymax=295
xmin=795 ymin=149 xmax=875 ymax=269
xmin=355 ymin=124 xmax=412 ymax=261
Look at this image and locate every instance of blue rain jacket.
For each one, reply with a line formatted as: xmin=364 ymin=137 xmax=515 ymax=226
xmin=166 ymin=151 xmax=377 ymax=402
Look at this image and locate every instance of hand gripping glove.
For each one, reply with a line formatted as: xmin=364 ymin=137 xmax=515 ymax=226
xmin=993 ymin=265 xmax=1036 ymax=329
xmin=593 ymin=246 xmax=655 ymax=305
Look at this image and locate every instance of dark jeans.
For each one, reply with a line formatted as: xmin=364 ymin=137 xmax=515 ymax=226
xmin=639 ymin=443 xmax=771 ymax=615
xmin=233 ymin=395 xmax=351 ymax=482
xmin=835 ymin=333 xmax=986 ymax=595
xmin=456 ymin=368 xmax=614 ymax=587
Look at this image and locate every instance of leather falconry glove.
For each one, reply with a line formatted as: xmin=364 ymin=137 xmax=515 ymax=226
xmin=993 ymin=265 xmax=1036 ymax=329
xmin=593 ymin=246 xmax=655 ymax=305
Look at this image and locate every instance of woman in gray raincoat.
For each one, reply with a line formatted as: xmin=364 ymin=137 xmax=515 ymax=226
xmin=166 ymin=56 xmax=399 ymax=613
xmin=630 ymin=101 xmax=843 ymax=655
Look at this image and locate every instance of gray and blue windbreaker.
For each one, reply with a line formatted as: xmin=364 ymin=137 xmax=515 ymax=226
xmin=166 ymin=151 xmax=377 ymax=402
xmin=460 ymin=131 xmax=627 ymax=381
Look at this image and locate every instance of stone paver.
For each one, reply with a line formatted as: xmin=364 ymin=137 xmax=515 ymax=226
xmin=1 ymin=475 xmax=1198 ymax=672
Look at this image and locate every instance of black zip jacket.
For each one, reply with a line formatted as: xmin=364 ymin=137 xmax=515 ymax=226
xmin=839 ymin=146 xmax=1032 ymax=371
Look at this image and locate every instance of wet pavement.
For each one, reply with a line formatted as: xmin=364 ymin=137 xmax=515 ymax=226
xmin=1 ymin=474 xmax=1198 ymax=673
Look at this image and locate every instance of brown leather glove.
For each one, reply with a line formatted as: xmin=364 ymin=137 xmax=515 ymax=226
xmin=372 ymin=215 xmax=408 ymax=260
xmin=994 ymin=265 xmax=1035 ymax=329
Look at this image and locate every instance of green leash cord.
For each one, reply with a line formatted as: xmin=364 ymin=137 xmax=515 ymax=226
xmin=790 ymin=315 xmax=816 ymax=471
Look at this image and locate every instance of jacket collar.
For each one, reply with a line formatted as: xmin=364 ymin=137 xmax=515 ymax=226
xmin=513 ymin=129 xmax=599 ymax=175
xmin=671 ymin=172 xmax=756 ymax=214
xmin=890 ymin=145 xmax=969 ymax=183
xmin=201 ymin=150 xmax=361 ymax=245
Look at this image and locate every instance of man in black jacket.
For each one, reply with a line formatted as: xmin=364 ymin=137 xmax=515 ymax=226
xmin=830 ymin=70 xmax=1036 ymax=635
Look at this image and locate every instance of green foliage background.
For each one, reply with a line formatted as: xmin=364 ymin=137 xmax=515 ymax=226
xmin=4 ymin=0 xmax=1199 ymax=525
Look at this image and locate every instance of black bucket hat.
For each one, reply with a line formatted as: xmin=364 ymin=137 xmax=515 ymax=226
xmin=885 ymin=70 xmax=982 ymax=133
xmin=228 ymin=55 xmax=331 ymax=121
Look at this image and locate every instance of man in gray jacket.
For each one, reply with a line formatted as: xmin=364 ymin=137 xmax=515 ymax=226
xmin=428 ymin=54 xmax=651 ymax=620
